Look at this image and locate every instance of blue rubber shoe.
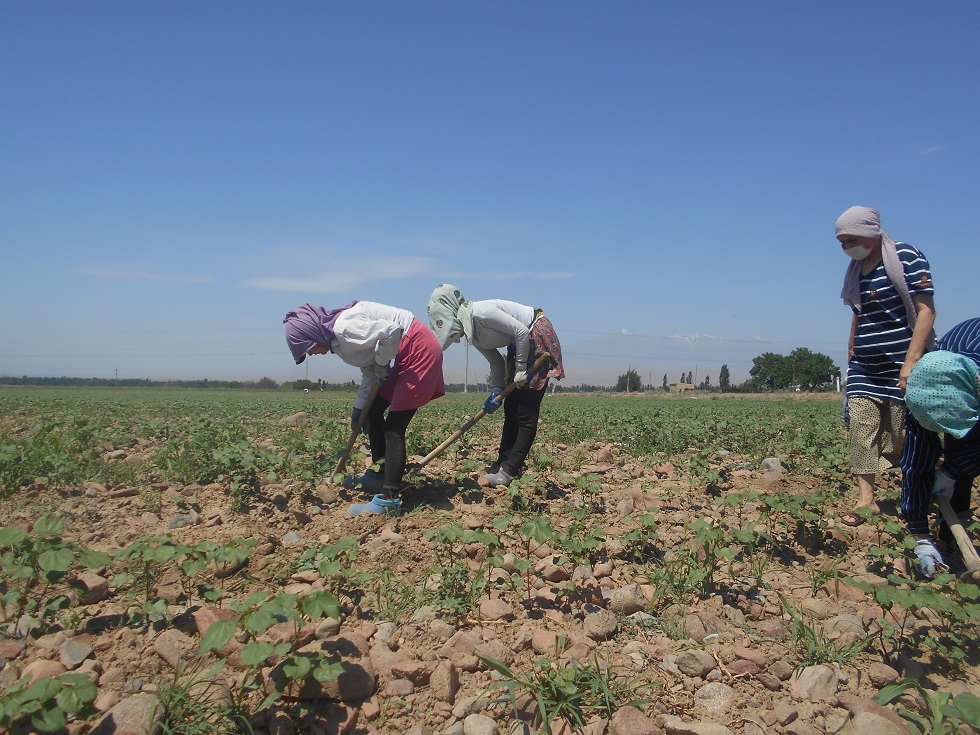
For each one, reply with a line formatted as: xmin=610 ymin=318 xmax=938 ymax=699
xmin=348 ymin=494 xmax=402 ymax=517
xmin=342 ymin=469 xmax=384 ymax=492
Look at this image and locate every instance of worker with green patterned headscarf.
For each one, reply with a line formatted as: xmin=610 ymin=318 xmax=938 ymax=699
xmin=900 ymin=318 xmax=980 ymax=578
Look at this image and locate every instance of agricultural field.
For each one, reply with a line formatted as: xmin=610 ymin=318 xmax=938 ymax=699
xmin=1 ymin=386 xmax=978 ymax=735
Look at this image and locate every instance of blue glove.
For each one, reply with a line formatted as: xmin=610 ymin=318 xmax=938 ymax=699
xmin=482 ymin=392 xmax=502 ymax=414
xmin=351 ymin=408 xmax=371 ymax=434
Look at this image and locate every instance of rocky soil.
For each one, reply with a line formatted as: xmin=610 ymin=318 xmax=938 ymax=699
xmin=1 ymin=422 xmax=978 ymax=735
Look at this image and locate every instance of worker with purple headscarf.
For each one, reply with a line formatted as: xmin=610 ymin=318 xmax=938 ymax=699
xmin=284 ymin=301 xmax=445 ymax=516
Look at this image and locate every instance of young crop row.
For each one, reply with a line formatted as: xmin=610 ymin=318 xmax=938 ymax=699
xmin=0 ymin=388 xmax=849 ymax=499
xmin=2 ymin=387 xmax=977 ymax=735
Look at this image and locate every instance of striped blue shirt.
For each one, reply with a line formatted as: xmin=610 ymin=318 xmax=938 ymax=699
xmin=936 ymin=317 xmax=980 ymax=366
xmin=847 ymin=243 xmax=934 ymax=402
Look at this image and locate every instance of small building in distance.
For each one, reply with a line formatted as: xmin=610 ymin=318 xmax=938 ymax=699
xmin=670 ymin=382 xmax=695 ymax=393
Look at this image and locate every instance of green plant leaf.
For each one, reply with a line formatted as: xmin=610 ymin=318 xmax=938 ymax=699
xmin=313 ymin=660 xmax=344 ymax=683
xmin=38 ymin=547 xmax=74 ymax=573
xmin=240 ymin=641 xmax=276 ymax=667
xmin=31 ymin=703 xmax=68 ymax=733
xmin=55 ymin=675 xmax=96 ymax=714
xmin=300 ymin=591 xmax=340 ymax=621
xmin=0 ymin=526 xmax=27 ymax=546
xmin=281 ymin=654 xmax=313 ymax=680
xmin=77 ymin=548 xmax=112 ymax=569
xmin=199 ymin=619 xmax=237 ymax=654
xmin=33 ymin=514 xmax=64 ymax=539
xmin=953 ymin=692 xmax=980 ymax=727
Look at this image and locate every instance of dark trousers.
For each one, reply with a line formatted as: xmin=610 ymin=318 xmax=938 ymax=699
xmin=497 ymin=386 xmax=545 ymax=476
xmin=901 ymin=412 xmax=978 ymax=536
xmin=366 ymin=395 xmax=417 ymax=494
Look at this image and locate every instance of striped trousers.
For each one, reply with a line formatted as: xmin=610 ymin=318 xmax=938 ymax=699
xmin=899 ymin=317 xmax=980 ymax=535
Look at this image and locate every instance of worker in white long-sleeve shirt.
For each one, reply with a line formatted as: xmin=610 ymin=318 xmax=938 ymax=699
xmin=284 ymin=301 xmax=445 ymax=516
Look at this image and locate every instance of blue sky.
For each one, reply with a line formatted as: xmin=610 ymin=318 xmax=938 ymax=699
xmin=2 ymin=2 xmax=978 ymax=387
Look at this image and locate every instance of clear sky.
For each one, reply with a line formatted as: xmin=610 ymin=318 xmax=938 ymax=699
xmin=2 ymin=2 xmax=978 ymax=388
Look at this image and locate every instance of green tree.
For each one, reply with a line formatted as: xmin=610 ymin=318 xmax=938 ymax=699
xmin=662 ymin=374 xmax=669 ymax=391
xmin=746 ymin=349 xmax=839 ymax=391
xmin=747 ymin=352 xmax=793 ymax=391
xmin=699 ymin=374 xmax=711 ymax=390
xmin=615 ymin=369 xmax=643 ymax=392
xmin=788 ymin=347 xmax=839 ymax=390
xmin=718 ymin=364 xmax=731 ymax=392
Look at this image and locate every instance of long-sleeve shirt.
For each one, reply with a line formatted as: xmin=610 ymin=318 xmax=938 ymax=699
xmin=330 ymin=301 xmax=414 ymax=408
xmin=469 ymin=300 xmax=535 ymax=389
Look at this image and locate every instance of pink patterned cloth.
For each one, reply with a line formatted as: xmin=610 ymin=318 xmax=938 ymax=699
xmin=527 ymin=315 xmax=565 ymax=391
xmin=380 ymin=319 xmax=446 ymax=411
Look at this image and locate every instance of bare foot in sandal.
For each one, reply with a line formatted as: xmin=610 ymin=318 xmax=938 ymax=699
xmin=841 ymin=503 xmax=881 ymax=527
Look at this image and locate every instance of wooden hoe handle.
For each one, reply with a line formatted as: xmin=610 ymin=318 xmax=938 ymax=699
xmin=935 ymin=494 xmax=980 ymax=581
xmin=333 ymin=381 xmax=381 ymax=479
xmin=417 ymin=352 xmax=551 ymax=469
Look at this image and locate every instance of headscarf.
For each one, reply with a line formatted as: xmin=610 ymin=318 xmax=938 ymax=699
xmin=427 ymin=284 xmax=474 ymax=350
xmin=835 ymin=206 xmax=881 ymax=239
xmin=905 ymin=350 xmax=980 ymax=439
xmin=836 ymin=206 xmax=913 ymax=323
xmin=283 ymin=302 xmax=357 ymax=364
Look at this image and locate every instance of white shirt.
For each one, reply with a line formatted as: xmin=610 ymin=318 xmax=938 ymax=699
xmin=330 ymin=301 xmax=414 ymax=408
xmin=469 ymin=299 xmax=535 ymax=389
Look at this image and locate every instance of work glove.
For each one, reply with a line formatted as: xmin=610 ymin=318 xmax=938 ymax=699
xmin=374 ymin=362 xmax=392 ymax=383
xmin=482 ymin=390 xmax=502 ymax=414
xmin=931 ymin=467 xmax=955 ymax=500
xmin=513 ymin=370 xmax=529 ymax=387
xmin=913 ymin=538 xmax=947 ymax=579
xmin=351 ymin=408 xmax=371 ymax=435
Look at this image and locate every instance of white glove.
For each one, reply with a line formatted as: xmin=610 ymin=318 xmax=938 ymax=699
xmin=932 ymin=467 xmax=955 ymax=500
xmin=374 ymin=362 xmax=392 ymax=382
xmin=513 ymin=370 xmax=529 ymax=387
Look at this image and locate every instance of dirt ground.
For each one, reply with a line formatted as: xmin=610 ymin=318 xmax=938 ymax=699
xmin=1 ymin=425 xmax=978 ymax=735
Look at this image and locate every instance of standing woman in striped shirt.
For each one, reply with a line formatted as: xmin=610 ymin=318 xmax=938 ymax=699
xmin=836 ymin=206 xmax=937 ymax=527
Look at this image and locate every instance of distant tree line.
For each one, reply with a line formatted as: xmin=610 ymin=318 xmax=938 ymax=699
xmin=2 ymin=375 xmax=285 ymax=390
xmin=4 ymin=348 xmax=839 ymax=394
xmin=611 ymin=347 xmax=840 ymax=394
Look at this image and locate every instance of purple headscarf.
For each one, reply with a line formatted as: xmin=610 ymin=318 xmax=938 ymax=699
xmin=283 ymin=302 xmax=357 ymax=364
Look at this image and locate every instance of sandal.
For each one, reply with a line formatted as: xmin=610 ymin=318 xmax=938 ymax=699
xmin=841 ymin=504 xmax=881 ymax=527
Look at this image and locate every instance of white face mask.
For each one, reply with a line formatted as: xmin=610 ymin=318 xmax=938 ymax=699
xmin=844 ymin=244 xmax=873 ymax=260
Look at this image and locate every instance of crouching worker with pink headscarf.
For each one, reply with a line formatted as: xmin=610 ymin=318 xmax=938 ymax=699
xmin=284 ymin=301 xmax=445 ymax=516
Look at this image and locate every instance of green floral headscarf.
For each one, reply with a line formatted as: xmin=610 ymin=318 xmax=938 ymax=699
xmin=905 ymin=350 xmax=980 ymax=439
xmin=427 ymin=284 xmax=474 ymax=350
